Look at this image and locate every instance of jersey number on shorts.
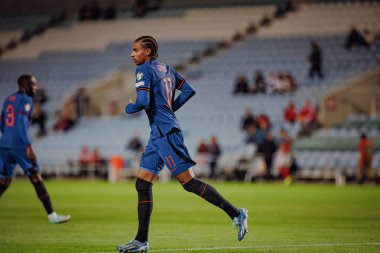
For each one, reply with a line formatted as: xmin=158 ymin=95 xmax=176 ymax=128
xmin=163 ymin=77 xmax=173 ymax=108
xmin=5 ymin=104 xmax=15 ymax=127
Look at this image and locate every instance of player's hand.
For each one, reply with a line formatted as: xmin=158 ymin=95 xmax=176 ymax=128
xmin=26 ymin=144 xmax=36 ymax=160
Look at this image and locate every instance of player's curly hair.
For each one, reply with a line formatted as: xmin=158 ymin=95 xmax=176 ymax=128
xmin=135 ymin=36 xmax=158 ymax=60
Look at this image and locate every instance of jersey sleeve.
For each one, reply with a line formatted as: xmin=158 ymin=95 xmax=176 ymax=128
xmin=17 ymin=96 xmax=33 ymax=145
xmin=0 ymin=105 xmax=4 ymax=134
xmin=172 ymin=69 xmax=196 ymax=112
xmin=125 ymin=65 xmax=151 ymax=114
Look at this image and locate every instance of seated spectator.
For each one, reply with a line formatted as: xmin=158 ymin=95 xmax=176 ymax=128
xmin=90 ymin=148 xmax=107 ymax=178
xmin=267 ymin=71 xmax=282 ymax=94
xmin=233 ymin=75 xmax=250 ymax=94
xmin=195 ymin=139 xmax=210 ymax=177
xmin=299 ymin=100 xmax=316 ymax=125
xmin=53 ymin=100 xmax=78 ymax=132
xmin=78 ymin=146 xmax=91 ymax=176
xmin=259 ymin=14 xmax=271 ymax=26
xmin=257 ymin=113 xmax=271 ymax=131
xmin=246 ymin=124 xmax=266 ymax=147
xmin=240 ymin=108 xmax=257 ymax=132
xmin=362 ymin=29 xmax=375 ymax=47
xmin=252 ymin=70 xmax=266 ymax=93
xmin=298 ymin=100 xmax=319 ymax=136
xmin=345 ymin=27 xmax=369 ymax=50
xmin=284 ymin=72 xmax=297 ymax=92
xmin=284 ymin=100 xmax=297 ymax=124
xmin=127 ymin=134 xmax=144 ymax=153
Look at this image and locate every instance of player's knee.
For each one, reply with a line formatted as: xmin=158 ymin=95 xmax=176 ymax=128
xmin=28 ymin=170 xmax=42 ymax=183
xmin=182 ymin=178 xmax=203 ymax=194
xmin=135 ymin=178 xmax=152 ymax=193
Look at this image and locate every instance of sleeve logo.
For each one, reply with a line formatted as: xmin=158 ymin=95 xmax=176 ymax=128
xmin=24 ymin=103 xmax=31 ymax=112
xmin=137 ymin=72 xmax=144 ymax=81
xmin=135 ymin=81 xmax=145 ymax=87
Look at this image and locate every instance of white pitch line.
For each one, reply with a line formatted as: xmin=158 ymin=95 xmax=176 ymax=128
xmin=88 ymin=242 xmax=380 ymax=253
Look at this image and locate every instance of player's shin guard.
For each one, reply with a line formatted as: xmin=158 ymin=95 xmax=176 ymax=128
xmin=135 ymin=178 xmax=153 ymax=243
xmin=0 ymin=178 xmax=11 ymax=197
xmin=183 ymin=178 xmax=240 ymax=219
xmin=31 ymin=180 xmax=54 ymax=214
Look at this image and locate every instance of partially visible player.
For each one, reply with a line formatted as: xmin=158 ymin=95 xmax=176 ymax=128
xmin=116 ymin=36 xmax=248 ymax=253
xmin=0 ymin=74 xmax=71 ymax=224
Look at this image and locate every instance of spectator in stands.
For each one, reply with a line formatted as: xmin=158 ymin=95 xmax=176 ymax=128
xmin=285 ymin=72 xmax=297 ymax=92
xmin=249 ymin=114 xmax=269 ymax=147
xmin=240 ymin=108 xmax=257 ymax=132
xmin=33 ymin=86 xmax=48 ymax=105
xmin=233 ymin=75 xmax=250 ymax=94
xmin=257 ymin=113 xmax=271 ymax=132
xmin=246 ymin=124 xmax=266 ymax=147
xmin=53 ymin=100 xmax=77 ymax=132
xmin=258 ymin=132 xmax=277 ymax=179
xmin=31 ymin=102 xmax=47 ymax=137
xmin=252 ymin=70 xmax=266 ymax=93
xmin=73 ymin=86 xmax=90 ymax=118
xmin=358 ymin=133 xmax=372 ymax=184
xmin=308 ymin=40 xmax=323 ymax=79
xmin=90 ymin=148 xmax=107 ymax=178
xmin=127 ymin=134 xmax=144 ymax=154
xmin=259 ymin=14 xmax=271 ymax=27
xmin=298 ymin=100 xmax=319 ymax=137
xmin=208 ymin=135 xmax=221 ymax=179
xmin=267 ymin=71 xmax=281 ymax=94
xmin=195 ymin=139 xmax=209 ymax=177
xmin=78 ymin=146 xmax=91 ymax=177
xmin=197 ymin=140 xmax=208 ymax=154
xmin=362 ymin=29 xmax=375 ymax=47
xmin=345 ymin=27 xmax=370 ymax=50
xmin=284 ymin=100 xmax=297 ymax=124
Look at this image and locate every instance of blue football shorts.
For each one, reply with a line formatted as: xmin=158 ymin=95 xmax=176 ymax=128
xmin=0 ymin=147 xmax=40 ymax=178
xmin=140 ymin=129 xmax=196 ymax=176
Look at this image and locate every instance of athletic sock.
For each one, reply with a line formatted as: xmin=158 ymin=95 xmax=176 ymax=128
xmin=135 ymin=178 xmax=153 ymax=242
xmin=0 ymin=184 xmax=8 ymax=197
xmin=183 ymin=178 xmax=240 ymax=219
xmin=0 ymin=178 xmax=11 ymax=197
xmin=32 ymin=181 xmax=54 ymax=214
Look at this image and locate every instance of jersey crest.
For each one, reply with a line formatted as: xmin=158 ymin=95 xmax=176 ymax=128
xmin=137 ymin=72 xmax=144 ymax=81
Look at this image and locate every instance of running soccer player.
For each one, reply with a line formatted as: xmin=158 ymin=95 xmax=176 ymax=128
xmin=116 ymin=36 xmax=248 ymax=253
xmin=0 ymin=74 xmax=71 ymax=224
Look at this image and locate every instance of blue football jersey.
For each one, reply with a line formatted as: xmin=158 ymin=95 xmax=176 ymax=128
xmin=0 ymin=92 xmax=33 ymax=148
xmin=133 ymin=60 xmax=192 ymax=139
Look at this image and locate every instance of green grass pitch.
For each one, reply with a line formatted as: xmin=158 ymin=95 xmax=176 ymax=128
xmin=0 ymin=179 xmax=380 ymax=253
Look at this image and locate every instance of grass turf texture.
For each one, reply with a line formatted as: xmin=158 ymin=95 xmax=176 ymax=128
xmin=0 ymin=179 xmax=379 ymax=253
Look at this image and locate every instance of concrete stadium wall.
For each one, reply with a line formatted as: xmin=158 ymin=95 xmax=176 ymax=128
xmin=319 ymin=67 xmax=380 ymax=126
